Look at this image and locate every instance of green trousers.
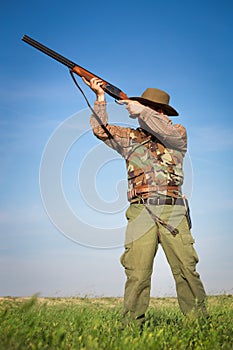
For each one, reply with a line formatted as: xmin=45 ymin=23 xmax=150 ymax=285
xmin=120 ymin=203 xmax=208 ymax=322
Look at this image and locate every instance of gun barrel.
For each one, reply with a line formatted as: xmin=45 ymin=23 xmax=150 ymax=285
xmin=22 ymin=35 xmax=76 ymax=70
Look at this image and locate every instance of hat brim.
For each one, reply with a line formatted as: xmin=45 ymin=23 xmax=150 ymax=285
xmin=129 ymin=97 xmax=179 ymax=116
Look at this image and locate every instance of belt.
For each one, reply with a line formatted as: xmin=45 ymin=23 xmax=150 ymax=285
xmin=131 ymin=197 xmax=185 ymax=206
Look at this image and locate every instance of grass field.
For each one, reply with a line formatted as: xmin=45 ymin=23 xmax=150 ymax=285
xmin=0 ymin=295 xmax=232 ymax=349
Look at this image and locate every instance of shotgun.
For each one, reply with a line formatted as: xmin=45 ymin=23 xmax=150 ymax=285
xmin=21 ymin=35 xmax=129 ymax=100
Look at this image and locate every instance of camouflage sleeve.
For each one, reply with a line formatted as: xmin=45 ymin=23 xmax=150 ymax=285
xmin=90 ymin=101 xmax=108 ymax=132
xmin=90 ymin=101 xmax=132 ymax=154
xmin=138 ymin=107 xmax=187 ymax=153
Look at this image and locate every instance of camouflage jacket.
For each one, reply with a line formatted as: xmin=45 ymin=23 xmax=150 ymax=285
xmin=90 ymin=102 xmax=187 ymax=201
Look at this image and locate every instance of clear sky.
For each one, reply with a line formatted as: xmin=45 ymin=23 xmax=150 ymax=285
xmin=1 ymin=0 xmax=233 ymax=297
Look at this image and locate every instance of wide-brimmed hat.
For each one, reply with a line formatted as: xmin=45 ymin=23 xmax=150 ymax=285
xmin=130 ymin=88 xmax=179 ymax=116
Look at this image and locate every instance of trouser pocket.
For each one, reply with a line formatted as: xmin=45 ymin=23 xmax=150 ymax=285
xmin=180 ymin=232 xmax=199 ymax=264
xmin=120 ymin=244 xmax=133 ymax=269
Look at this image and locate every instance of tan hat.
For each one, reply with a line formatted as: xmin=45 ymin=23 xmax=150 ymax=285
xmin=129 ymin=88 xmax=179 ymax=116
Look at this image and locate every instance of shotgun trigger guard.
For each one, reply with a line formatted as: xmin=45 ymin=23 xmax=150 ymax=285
xmin=115 ymin=100 xmax=125 ymax=105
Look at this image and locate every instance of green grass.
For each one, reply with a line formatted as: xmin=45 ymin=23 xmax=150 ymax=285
xmin=0 ymin=295 xmax=232 ymax=349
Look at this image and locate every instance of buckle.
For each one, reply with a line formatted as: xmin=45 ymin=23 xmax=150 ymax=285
xmin=144 ymin=197 xmax=160 ymax=205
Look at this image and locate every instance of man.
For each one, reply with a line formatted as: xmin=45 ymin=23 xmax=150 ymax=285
xmin=83 ymin=77 xmax=208 ymax=327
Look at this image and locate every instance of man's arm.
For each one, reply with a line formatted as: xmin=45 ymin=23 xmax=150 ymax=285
xmin=139 ymin=107 xmax=187 ymax=153
xmin=121 ymin=100 xmax=187 ymax=153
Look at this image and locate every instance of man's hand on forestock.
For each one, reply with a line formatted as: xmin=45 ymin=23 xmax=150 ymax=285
xmin=120 ymin=100 xmax=145 ymax=119
xmin=82 ymin=77 xmax=105 ymax=102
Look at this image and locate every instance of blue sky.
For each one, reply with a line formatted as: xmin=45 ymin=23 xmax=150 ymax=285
xmin=0 ymin=0 xmax=233 ymax=297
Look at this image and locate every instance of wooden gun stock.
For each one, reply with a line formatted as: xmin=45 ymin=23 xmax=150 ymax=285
xmin=21 ymin=35 xmax=129 ymax=100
